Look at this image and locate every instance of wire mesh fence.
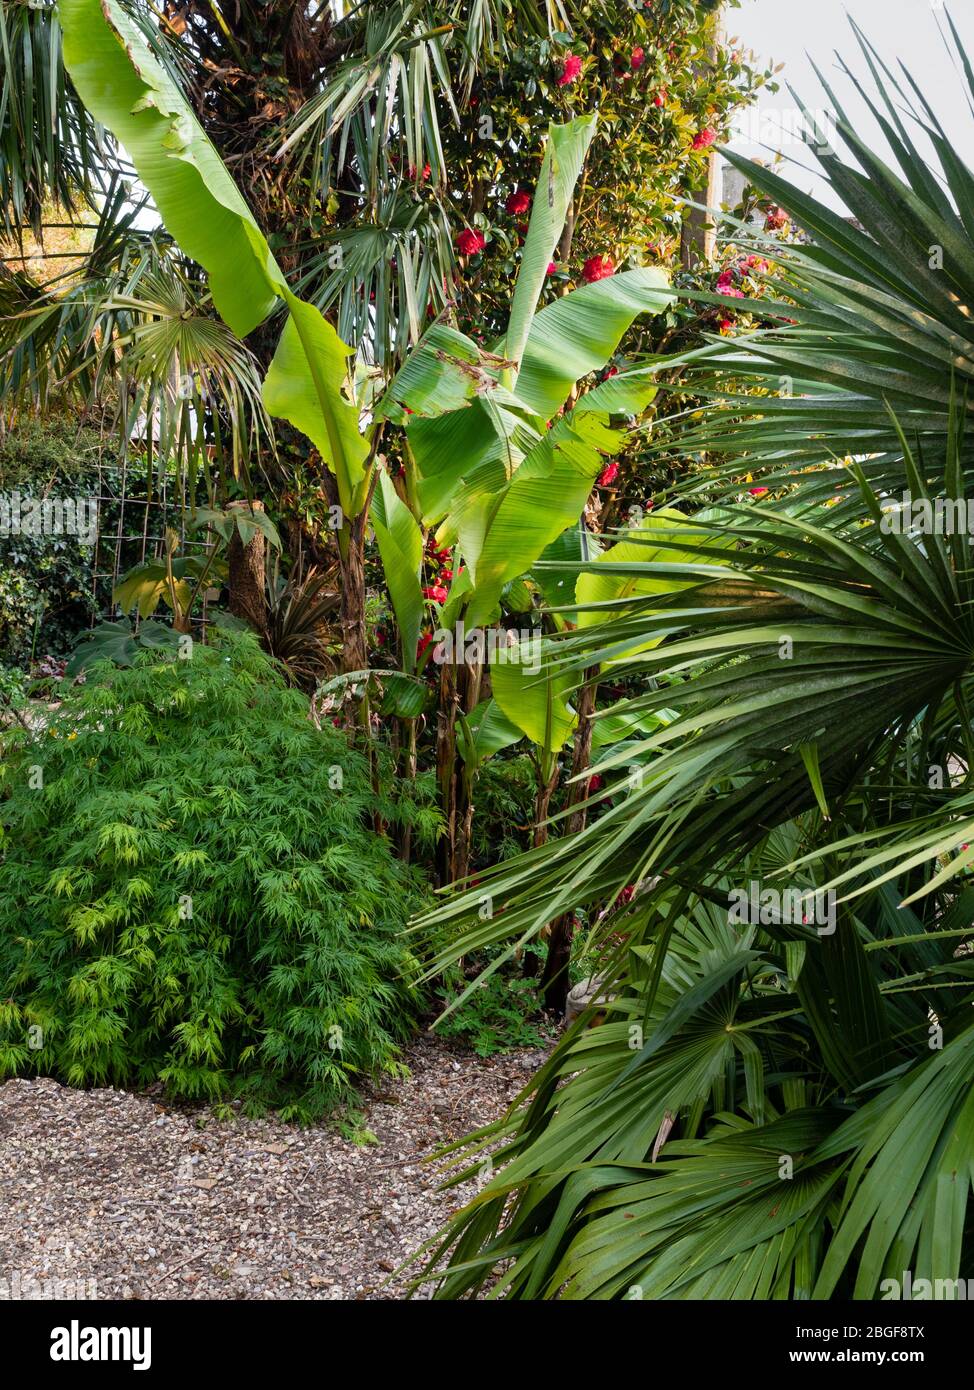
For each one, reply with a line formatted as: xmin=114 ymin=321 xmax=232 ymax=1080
xmin=87 ymin=454 xmax=214 ymax=635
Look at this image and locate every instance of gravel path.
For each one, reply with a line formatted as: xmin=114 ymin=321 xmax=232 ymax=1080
xmin=0 ymin=1037 xmax=547 ymax=1301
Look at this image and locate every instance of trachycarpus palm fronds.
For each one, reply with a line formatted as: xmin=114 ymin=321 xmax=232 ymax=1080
xmin=407 ymin=17 xmax=974 ymax=1299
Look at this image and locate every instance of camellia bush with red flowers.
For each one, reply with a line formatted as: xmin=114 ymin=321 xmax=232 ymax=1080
xmin=439 ymin=0 xmax=775 ymax=348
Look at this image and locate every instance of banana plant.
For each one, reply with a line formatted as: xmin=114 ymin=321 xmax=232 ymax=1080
xmin=60 ymin=0 xmax=373 ymax=667
xmin=112 ymin=506 xmax=279 ymax=634
xmin=373 ymin=119 xmax=671 ymax=879
xmin=113 ymin=527 xmax=227 ymax=635
xmin=60 ymin=0 xmax=672 ymax=879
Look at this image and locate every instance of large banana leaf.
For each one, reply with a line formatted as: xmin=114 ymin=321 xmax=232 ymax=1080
xmin=504 ymin=115 xmax=597 ymax=375
xmin=573 ymin=510 xmax=721 ymax=665
xmin=490 ymin=637 xmax=576 ymax=755
xmin=515 ymin=270 xmax=670 ymax=422
xmin=462 ymin=413 xmax=622 ymax=627
xmin=394 ymin=272 xmax=669 ymax=530
xmin=60 ymin=0 xmax=283 ymax=337
xmin=60 ymin=0 xmax=371 ymax=520
xmin=262 ymin=289 xmax=370 ymax=519
xmin=464 ymin=699 xmax=525 ymax=762
xmin=529 ymin=519 xmax=602 ymax=625
xmin=408 ymin=396 xmax=541 ymax=526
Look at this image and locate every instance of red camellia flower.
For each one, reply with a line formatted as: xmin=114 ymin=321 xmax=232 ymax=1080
xmin=718 ymin=317 xmax=734 ymax=334
xmin=692 ymin=128 xmax=717 ymax=150
xmin=630 ymin=46 xmax=645 ymax=69
xmin=417 ymin=632 xmax=434 ymax=660
xmin=765 ymin=206 xmax=789 ymax=231
xmin=557 ymin=54 xmax=583 ymax=86
xmin=455 ymin=227 xmax=486 ymax=256
xmin=422 ymin=585 xmax=448 ymax=603
xmin=546 ymin=261 xmax=557 ymax=274
xmin=582 ymin=254 xmax=614 ymax=283
xmin=597 ymin=461 xmax=620 ymax=487
xmin=716 ymin=270 xmax=745 ymax=299
xmin=748 ymin=486 xmax=769 ymax=497
xmin=653 ymin=89 xmax=666 ymax=107
xmin=440 ymin=568 xmax=453 ymax=582
xmin=505 ymin=189 xmax=532 ymax=216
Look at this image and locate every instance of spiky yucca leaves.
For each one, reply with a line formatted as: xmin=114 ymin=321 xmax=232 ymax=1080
xmin=0 ymin=633 xmax=430 ymax=1121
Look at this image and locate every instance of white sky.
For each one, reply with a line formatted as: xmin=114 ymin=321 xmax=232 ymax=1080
xmin=724 ymin=0 xmax=974 ymax=210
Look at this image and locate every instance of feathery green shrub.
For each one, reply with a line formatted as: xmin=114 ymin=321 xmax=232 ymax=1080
xmin=0 ymin=632 xmax=430 ymax=1120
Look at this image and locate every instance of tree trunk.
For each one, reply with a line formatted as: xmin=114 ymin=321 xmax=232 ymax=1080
xmin=227 ymin=500 xmax=268 ymax=637
xmin=541 ymin=670 xmax=599 ymax=1014
xmin=452 ymin=655 xmax=483 ymax=883
xmin=680 ymin=14 xmax=722 ymax=271
xmin=436 ymin=657 xmax=459 ymax=886
xmin=338 ymin=508 xmax=369 ymax=676
xmin=523 ymin=757 xmax=561 ymax=978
